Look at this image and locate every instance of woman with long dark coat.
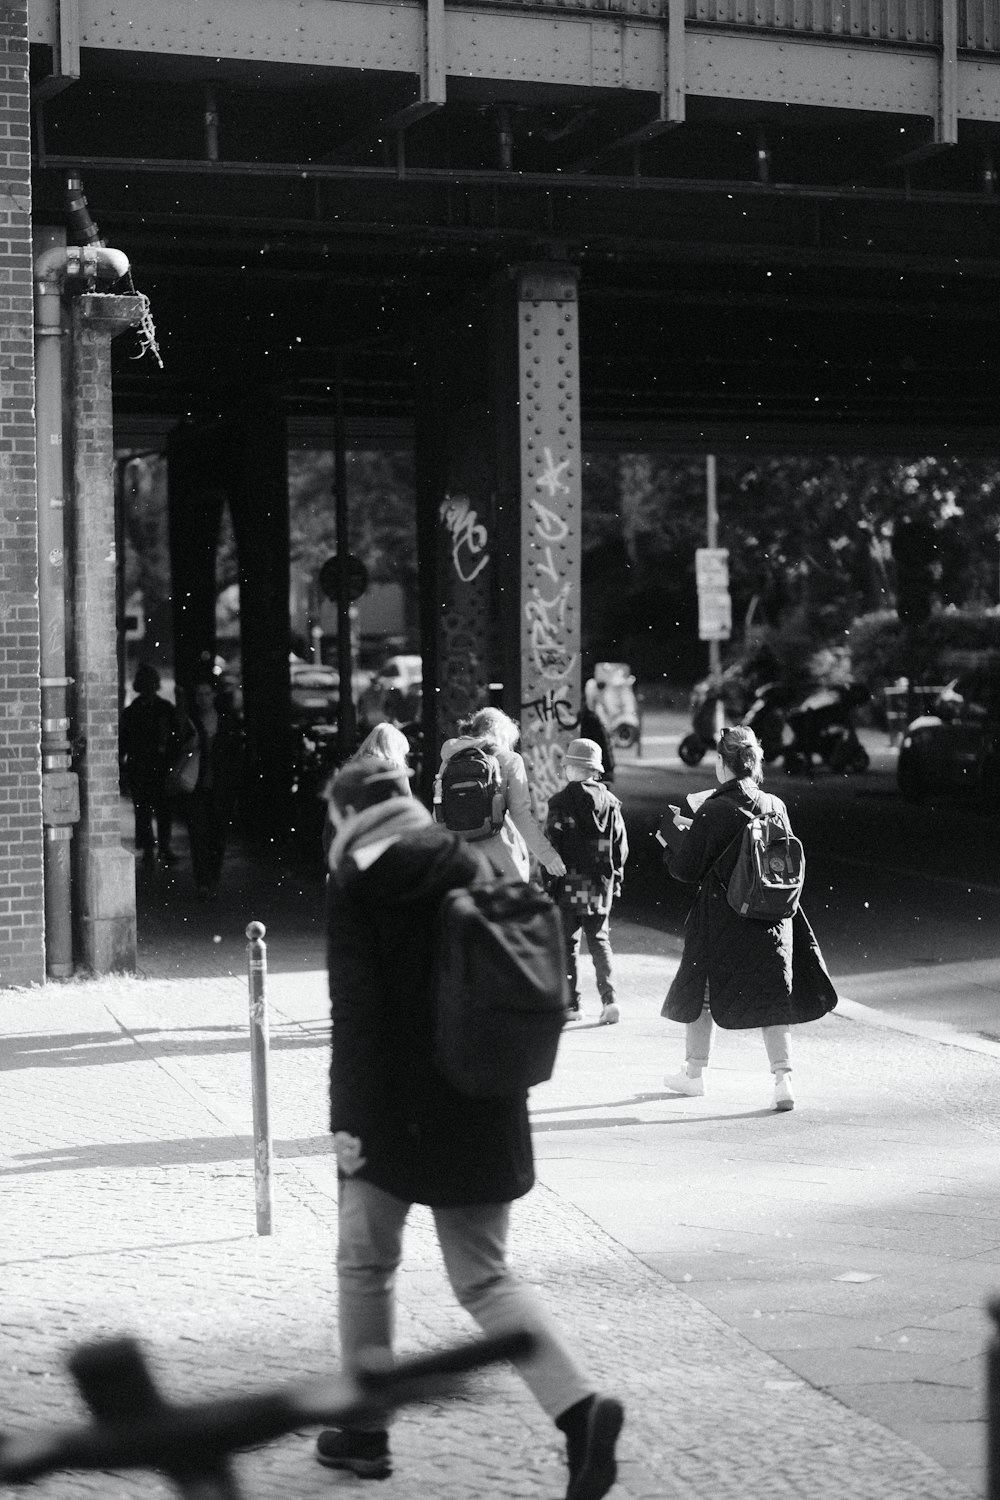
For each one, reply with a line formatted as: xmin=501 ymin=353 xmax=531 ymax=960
xmin=660 ymin=725 xmax=837 ymax=1111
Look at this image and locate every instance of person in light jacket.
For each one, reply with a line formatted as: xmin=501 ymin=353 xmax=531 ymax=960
xmin=659 ymin=725 xmax=837 ymax=1112
xmin=435 ymin=706 xmax=566 ymax=883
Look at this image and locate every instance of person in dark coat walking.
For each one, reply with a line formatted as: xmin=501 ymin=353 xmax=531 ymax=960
xmin=318 ymin=755 xmax=624 ymax=1499
xmin=659 ymin=725 xmax=837 ymax=1112
xmin=120 ymin=663 xmax=176 ymax=865
xmin=175 ymin=677 xmax=243 ymax=899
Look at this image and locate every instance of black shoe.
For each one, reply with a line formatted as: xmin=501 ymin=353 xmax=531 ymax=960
xmin=315 ymin=1428 xmax=392 ymax=1479
xmin=565 ymin=1397 xmax=624 ymax=1500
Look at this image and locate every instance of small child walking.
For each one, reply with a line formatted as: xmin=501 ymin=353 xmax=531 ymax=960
xmin=545 ymin=738 xmax=629 ymax=1025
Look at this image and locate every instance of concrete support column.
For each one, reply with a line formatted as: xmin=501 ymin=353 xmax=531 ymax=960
xmin=165 ymin=426 xmax=226 ymax=694
xmin=513 ymin=266 xmax=583 ymax=819
xmin=70 ymin=292 xmax=144 ymax=973
xmin=227 ymin=412 xmax=292 ymax=827
xmin=166 ymin=414 xmax=291 ymax=827
xmin=415 ymin=294 xmax=503 ymax=761
xmin=415 ymin=267 xmax=582 ymax=818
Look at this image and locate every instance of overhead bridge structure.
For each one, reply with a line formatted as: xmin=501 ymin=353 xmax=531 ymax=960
xmin=2 ymin=0 xmax=1000 ymax=979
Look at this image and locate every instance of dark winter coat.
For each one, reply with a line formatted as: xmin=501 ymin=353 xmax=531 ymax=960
xmin=661 ymin=778 xmax=838 ymax=1029
xmin=327 ymin=824 xmax=535 ymax=1207
xmin=545 ymin=778 xmax=629 ymax=916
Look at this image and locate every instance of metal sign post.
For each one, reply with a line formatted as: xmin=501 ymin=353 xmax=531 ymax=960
xmin=246 ymin=920 xmax=273 ymax=1236
xmin=698 ymin=455 xmax=731 ymax=737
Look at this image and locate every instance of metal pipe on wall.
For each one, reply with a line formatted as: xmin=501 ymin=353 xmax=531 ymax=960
xmin=33 ymin=228 xmax=76 ymax=978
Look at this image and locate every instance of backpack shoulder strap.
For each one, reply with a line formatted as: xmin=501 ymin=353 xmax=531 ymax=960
xmin=708 ymin=793 xmax=757 ymax=889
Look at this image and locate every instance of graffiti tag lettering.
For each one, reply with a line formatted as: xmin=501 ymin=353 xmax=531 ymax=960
xmin=521 ymin=687 xmax=578 ymax=732
xmin=440 ymin=494 xmax=489 ymax=584
xmin=535 ymin=447 xmax=571 ymax=499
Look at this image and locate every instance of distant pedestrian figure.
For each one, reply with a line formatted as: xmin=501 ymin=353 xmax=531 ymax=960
xmin=545 ymin=738 xmax=628 ymax=1025
xmin=176 ymin=677 xmax=242 ymax=900
xmin=355 ymin=720 xmax=411 ymax=770
xmin=318 ymin=755 xmax=624 ymax=1498
xmin=321 ymin=724 xmax=414 ymax=863
xmin=659 ymin=725 xmax=837 ymax=1111
xmin=120 ymin=663 xmax=176 ymax=866
xmin=435 ymin=706 xmax=566 ymax=883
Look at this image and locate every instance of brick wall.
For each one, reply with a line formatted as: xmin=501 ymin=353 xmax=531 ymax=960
xmin=0 ymin=5 xmax=46 ymax=987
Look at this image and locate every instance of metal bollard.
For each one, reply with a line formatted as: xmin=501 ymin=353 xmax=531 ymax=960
xmin=989 ymin=1298 xmax=1000 ymax=1500
xmin=246 ymin=921 xmax=273 ymax=1236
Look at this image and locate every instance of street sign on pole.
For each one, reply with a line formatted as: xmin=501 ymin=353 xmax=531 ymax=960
xmin=695 ymin=547 xmax=730 ymax=590
xmin=698 ymin=588 xmax=732 ymax=642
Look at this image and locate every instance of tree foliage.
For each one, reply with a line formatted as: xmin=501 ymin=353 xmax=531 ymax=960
xmin=581 ymin=452 xmax=1000 ymax=682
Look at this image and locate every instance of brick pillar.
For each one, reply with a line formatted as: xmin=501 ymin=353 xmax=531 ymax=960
xmin=70 ymin=293 xmax=144 ymax=973
xmin=0 ymin=5 xmax=45 ymax=987
xmin=415 ymin=268 xmax=582 ymax=820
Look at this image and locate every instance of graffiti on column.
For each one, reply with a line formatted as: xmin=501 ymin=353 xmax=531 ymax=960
xmin=438 ymin=491 xmax=492 ymax=734
xmin=522 ymin=467 xmax=580 ymax=817
xmin=516 ymin=280 xmax=581 ymax=823
xmin=440 ymin=494 xmax=490 ymax=584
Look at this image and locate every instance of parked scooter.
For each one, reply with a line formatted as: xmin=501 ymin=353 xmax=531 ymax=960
xmin=586 ymin=663 xmax=642 ymax=752
xmin=782 ymin=683 xmax=870 ymax=775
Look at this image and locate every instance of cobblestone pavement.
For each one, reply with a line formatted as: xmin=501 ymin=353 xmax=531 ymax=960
xmin=1 ymin=841 xmax=998 ymax=1499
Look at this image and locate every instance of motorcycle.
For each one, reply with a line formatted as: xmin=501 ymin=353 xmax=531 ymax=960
xmin=782 ymin=683 xmax=870 ymax=775
xmin=741 ymin=680 xmax=788 ymax=764
xmin=677 ymin=669 xmax=756 ymax=766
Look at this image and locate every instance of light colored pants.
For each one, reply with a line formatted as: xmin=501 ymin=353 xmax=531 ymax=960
xmin=686 ymin=999 xmax=791 ymax=1075
xmin=337 ymin=1177 xmax=591 ymax=1427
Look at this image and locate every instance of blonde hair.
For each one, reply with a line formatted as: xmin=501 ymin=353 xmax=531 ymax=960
xmin=718 ymin=726 xmax=764 ymax=785
xmin=465 ymin=707 xmax=520 ymax=753
xmin=356 ymin=722 xmax=410 ymax=768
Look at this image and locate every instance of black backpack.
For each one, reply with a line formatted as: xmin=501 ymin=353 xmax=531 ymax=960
xmin=438 ymin=746 xmax=506 ymax=842
xmin=719 ymin=795 xmax=805 ymax=923
xmin=432 ymin=878 xmax=568 ymax=1098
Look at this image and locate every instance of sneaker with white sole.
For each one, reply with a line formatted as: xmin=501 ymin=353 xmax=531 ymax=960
xmin=663 ymin=1069 xmax=705 ymax=1097
xmin=597 ymin=1002 xmax=620 ymax=1026
xmin=772 ymin=1074 xmax=794 ymax=1112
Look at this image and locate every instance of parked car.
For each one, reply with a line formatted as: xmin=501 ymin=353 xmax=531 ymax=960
xmin=897 ymin=667 xmax=1000 ymax=802
xmin=376 ymin=654 xmax=423 ymax=694
xmin=290 ymin=661 xmax=340 ymax=724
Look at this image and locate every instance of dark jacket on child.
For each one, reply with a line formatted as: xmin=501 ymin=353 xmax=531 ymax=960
xmin=661 ymin=778 xmax=838 ymax=1031
xmin=545 ymin=778 xmax=629 ymax=916
xmin=327 ymin=803 xmax=535 ymax=1208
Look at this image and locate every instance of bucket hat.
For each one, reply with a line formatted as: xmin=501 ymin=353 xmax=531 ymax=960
xmin=563 ymin=737 xmax=604 ymax=773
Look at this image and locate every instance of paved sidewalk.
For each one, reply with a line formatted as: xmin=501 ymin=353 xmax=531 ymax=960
xmin=1 ymin=848 xmax=998 ymax=1499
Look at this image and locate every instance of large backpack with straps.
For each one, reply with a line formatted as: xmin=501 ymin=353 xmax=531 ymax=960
xmin=718 ymin=794 xmax=805 ymax=922
xmin=432 ymin=878 xmax=568 ymax=1098
xmin=438 ymin=746 xmax=506 ymax=842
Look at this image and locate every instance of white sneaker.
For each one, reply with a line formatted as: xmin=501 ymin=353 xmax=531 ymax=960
xmin=598 ymin=1002 xmax=620 ymax=1026
xmin=772 ymin=1074 xmax=794 ymax=1112
xmin=663 ymin=1069 xmax=705 ymax=1097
